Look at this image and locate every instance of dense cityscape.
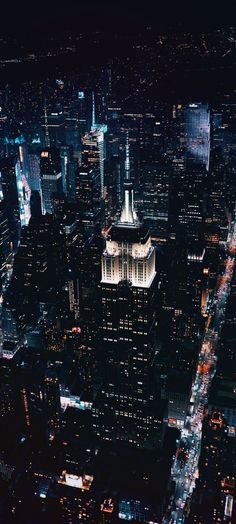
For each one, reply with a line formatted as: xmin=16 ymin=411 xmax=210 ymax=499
xmin=0 ymin=4 xmax=236 ymax=523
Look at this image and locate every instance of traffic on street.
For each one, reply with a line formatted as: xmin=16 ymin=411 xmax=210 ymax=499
xmin=164 ymin=213 xmax=236 ymax=524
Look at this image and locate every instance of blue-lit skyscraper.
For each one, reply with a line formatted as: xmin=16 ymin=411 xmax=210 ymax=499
xmin=15 ymin=143 xmax=31 ymax=227
xmin=183 ymin=103 xmax=210 ymax=170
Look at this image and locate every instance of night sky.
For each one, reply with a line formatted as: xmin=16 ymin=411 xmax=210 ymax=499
xmin=2 ymin=1 xmax=236 ymax=39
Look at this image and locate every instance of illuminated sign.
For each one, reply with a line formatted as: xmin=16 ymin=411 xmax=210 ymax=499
xmin=59 ymin=470 xmax=93 ymax=490
xmin=15 ymin=160 xmax=31 ymax=227
xmin=224 ymin=495 xmax=233 ymax=518
xmin=101 ymin=498 xmax=114 ymax=513
xmin=78 ymin=91 xmax=85 ymax=99
xmin=65 ymin=473 xmax=83 ymax=488
xmin=72 ymin=327 xmax=81 ymax=333
xmin=168 ymin=418 xmax=177 ymax=425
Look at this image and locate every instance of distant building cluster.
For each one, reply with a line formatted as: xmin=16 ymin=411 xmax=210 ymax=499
xmin=0 ymin=32 xmax=235 ymax=523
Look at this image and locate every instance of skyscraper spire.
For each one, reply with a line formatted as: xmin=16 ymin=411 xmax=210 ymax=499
xmin=125 ymin=131 xmax=130 ymax=180
xmin=44 ymin=103 xmax=50 ymax=148
xmin=119 ymin=133 xmax=138 ymax=225
xmin=92 ymin=91 xmax=96 ymax=129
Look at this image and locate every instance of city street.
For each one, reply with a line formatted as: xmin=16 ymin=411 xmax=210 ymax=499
xmin=164 ymin=214 xmax=236 ymax=524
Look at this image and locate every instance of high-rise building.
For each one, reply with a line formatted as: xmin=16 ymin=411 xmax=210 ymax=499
xmin=28 ymin=152 xmax=42 ymax=192
xmin=30 ymin=190 xmax=42 ymax=220
xmin=60 ymin=145 xmax=74 ymax=196
xmin=92 ymin=153 xmax=165 ymax=449
xmin=0 ymin=156 xmax=20 ymax=245
xmin=183 ymin=103 xmax=210 ymax=171
xmin=81 ymin=92 xmax=107 ymax=198
xmin=0 ymin=200 xmax=12 ymax=293
xmin=40 ymin=148 xmax=63 ymax=213
xmin=76 ymin=163 xmax=102 ymax=238
xmin=65 ymin=115 xmax=80 ymax=156
xmin=141 ymin=162 xmax=170 ymax=239
xmin=44 ymin=367 xmax=61 ymax=441
xmin=42 ymin=108 xmax=65 ymax=148
xmin=15 ymin=143 xmax=31 ymax=227
xmin=206 ymin=148 xmax=228 ymax=241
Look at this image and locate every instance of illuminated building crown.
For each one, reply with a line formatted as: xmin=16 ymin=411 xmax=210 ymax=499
xmin=118 ymin=132 xmax=138 ymax=226
xmin=101 ymin=133 xmax=156 ymax=288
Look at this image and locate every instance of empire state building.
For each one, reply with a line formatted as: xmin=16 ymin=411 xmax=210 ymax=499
xmin=92 ymin=135 xmax=166 ymax=449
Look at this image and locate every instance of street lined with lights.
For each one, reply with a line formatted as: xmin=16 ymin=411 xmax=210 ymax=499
xmin=164 ymin=213 xmax=236 ymax=524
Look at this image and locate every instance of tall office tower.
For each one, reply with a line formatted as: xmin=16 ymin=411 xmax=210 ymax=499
xmin=142 ymin=162 xmax=170 ymax=239
xmin=206 ymin=148 xmax=228 ymax=241
xmin=28 ymin=153 xmax=42 ymax=192
xmin=76 ymin=163 xmax=103 ymax=238
xmin=41 ymin=108 xmax=65 ymax=148
xmin=178 ymin=197 xmax=204 ymax=244
xmin=61 ymin=209 xmax=80 ymax=271
xmin=183 ymin=103 xmax=210 ymax=170
xmin=92 ymin=167 xmax=165 ymax=449
xmin=15 ymin=351 xmax=46 ymax=438
xmin=0 ymin=201 xmax=12 ymax=293
xmin=40 ymin=147 xmax=63 ymax=213
xmin=184 ymin=244 xmax=205 ymax=339
xmin=226 ymin=148 xmax=236 ymax=214
xmin=0 ymin=360 xmax=19 ymax=424
xmin=1 ymin=298 xmax=22 ymax=346
xmin=79 ymin=233 xmax=104 ymax=344
xmin=171 ymin=162 xmax=207 ymax=244
xmin=3 ymin=225 xmax=42 ymax=336
xmin=75 ymin=89 xmax=90 ymax=150
xmin=104 ymin=155 xmax=122 ymax=224
xmin=65 ymin=115 xmax=80 ymax=156
xmin=211 ymin=108 xmax=224 ymax=153
xmin=66 ymin=157 xmax=77 ymax=202
xmin=44 ymin=368 xmax=61 ymax=441
xmin=81 ymin=92 xmax=107 ymax=198
xmin=30 ymin=190 xmax=42 ymax=220
xmin=76 ymin=165 xmax=103 ymax=341
xmin=168 ymin=155 xmax=185 ymax=237
xmin=67 ymin=277 xmax=80 ymax=323
xmin=15 ymin=143 xmax=31 ymax=227
xmin=0 ymin=156 xmax=20 ymax=245
xmin=60 ymin=209 xmax=81 ymax=324
xmin=2 ymin=212 xmax=66 ymax=350
xmin=95 ymin=68 xmax=112 ymax=122
xmin=60 ymin=145 xmax=74 ymax=196
xmin=106 ymin=101 xmax=122 ymax=158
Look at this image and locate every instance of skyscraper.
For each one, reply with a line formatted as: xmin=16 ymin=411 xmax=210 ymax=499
xmin=0 ymin=156 xmax=20 ymax=246
xmin=142 ymin=162 xmax=170 ymax=239
xmin=40 ymin=148 xmax=63 ymax=213
xmin=81 ymin=92 xmax=107 ymax=198
xmin=183 ymin=103 xmax=210 ymax=171
xmin=0 ymin=200 xmax=12 ymax=293
xmin=15 ymin=143 xmax=31 ymax=227
xmin=44 ymin=368 xmax=61 ymax=441
xmin=92 ymin=139 xmax=165 ymax=449
xmin=76 ymin=163 xmax=102 ymax=238
xmin=42 ymin=108 xmax=65 ymax=148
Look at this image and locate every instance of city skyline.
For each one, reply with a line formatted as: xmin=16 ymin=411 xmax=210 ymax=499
xmin=0 ymin=7 xmax=236 ymax=524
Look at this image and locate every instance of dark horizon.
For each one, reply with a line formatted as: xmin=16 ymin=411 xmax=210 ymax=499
xmin=2 ymin=1 xmax=236 ymax=39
